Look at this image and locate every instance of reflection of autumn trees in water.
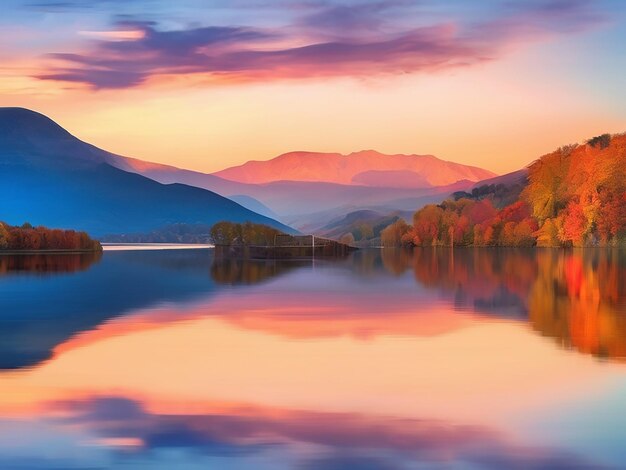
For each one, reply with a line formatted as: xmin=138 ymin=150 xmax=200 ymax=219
xmin=380 ymin=248 xmax=626 ymax=360
xmin=382 ymin=248 xmax=536 ymax=316
xmin=528 ymin=250 xmax=626 ymax=360
xmin=0 ymin=252 xmax=102 ymax=275
xmin=211 ymin=258 xmax=309 ymax=285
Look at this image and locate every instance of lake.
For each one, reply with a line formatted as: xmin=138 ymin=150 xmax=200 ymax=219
xmin=0 ymin=247 xmax=624 ymax=469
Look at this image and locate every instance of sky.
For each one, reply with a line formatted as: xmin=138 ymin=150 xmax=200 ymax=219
xmin=1 ymin=0 xmax=626 ymax=175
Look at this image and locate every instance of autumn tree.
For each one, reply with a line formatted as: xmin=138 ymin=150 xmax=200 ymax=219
xmin=0 ymin=222 xmax=100 ymax=251
xmin=380 ymin=219 xmax=411 ymax=247
xmin=535 ymin=218 xmax=559 ymax=247
xmin=0 ymin=223 xmax=9 ymax=250
xmin=559 ymin=200 xmax=587 ymax=247
xmin=210 ymin=221 xmax=284 ymax=246
xmin=339 ymin=232 xmax=356 ymax=246
xmin=523 ymin=145 xmax=574 ymax=222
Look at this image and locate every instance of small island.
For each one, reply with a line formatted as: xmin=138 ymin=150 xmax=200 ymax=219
xmin=210 ymin=221 xmax=356 ymax=259
xmin=0 ymin=222 xmax=102 ymax=253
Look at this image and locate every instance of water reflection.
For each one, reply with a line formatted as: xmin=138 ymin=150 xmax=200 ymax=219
xmin=1 ymin=248 xmax=624 ymax=371
xmin=14 ymin=394 xmax=603 ymax=470
xmin=211 ymin=257 xmax=309 ymax=285
xmin=0 ymin=251 xmax=102 ymax=275
xmin=0 ymin=250 xmax=217 ymax=369
xmin=528 ymin=250 xmax=626 ymax=360
xmin=0 ymin=247 xmax=625 ymax=469
xmin=209 ymin=248 xmax=626 ymax=360
xmin=379 ymin=248 xmax=626 ymax=361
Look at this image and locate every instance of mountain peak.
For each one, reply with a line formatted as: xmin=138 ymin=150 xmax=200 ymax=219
xmin=0 ymin=107 xmax=117 ymax=169
xmin=0 ymin=107 xmax=72 ymax=140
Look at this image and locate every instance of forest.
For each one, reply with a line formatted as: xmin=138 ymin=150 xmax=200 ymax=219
xmin=0 ymin=222 xmax=102 ymax=251
xmin=381 ymin=133 xmax=626 ymax=248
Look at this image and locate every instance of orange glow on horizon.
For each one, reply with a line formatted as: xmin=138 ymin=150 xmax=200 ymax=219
xmin=1 ymin=46 xmax=623 ymax=175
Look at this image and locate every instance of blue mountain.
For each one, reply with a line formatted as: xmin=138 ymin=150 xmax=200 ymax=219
xmin=0 ymin=107 xmax=294 ymax=237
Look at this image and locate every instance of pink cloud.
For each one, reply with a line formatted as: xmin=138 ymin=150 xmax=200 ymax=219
xmin=34 ymin=1 xmax=606 ymax=89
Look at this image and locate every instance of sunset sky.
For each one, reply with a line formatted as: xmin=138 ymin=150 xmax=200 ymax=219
xmin=1 ymin=0 xmax=625 ymax=174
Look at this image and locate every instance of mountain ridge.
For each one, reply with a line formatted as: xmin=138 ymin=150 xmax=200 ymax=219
xmin=213 ymin=149 xmax=497 ymax=187
xmin=0 ymin=108 xmax=294 ymax=237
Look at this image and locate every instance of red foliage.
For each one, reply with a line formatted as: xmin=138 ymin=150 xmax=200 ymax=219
xmin=561 ymin=201 xmax=587 ymax=246
xmin=0 ymin=222 xmax=101 ymax=251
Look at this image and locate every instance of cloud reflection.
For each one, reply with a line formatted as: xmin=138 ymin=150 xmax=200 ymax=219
xmin=32 ymin=395 xmax=613 ymax=469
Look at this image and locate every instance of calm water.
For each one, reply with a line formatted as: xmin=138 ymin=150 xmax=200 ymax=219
xmin=0 ymin=248 xmax=625 ymax=469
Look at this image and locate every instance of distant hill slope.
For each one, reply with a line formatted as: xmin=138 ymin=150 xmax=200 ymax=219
xmin=127 ymin=159 xmax=479 ymax=230
xmin=0 ymin=108 xmax=294 ymax=237
xmin=212 ymin=150 xmax=497 ymax=187
xmin=316 ymin=209 xmax=408 ymax=244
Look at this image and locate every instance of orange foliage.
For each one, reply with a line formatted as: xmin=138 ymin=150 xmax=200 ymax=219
xmin=525 ymin=134 xmax=626 ymax=246
xmin=0 ymin=222 xmax=101 ymax=252
xmin=395 ymin=133 xmax=625 ymax=248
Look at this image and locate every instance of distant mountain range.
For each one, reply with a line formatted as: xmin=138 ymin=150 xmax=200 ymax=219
xmin=132 ymin=163 xmax=477 ymax=227
xmin=0 ymin=107 xmax=500 ymax=238
xmin=213 ymin=150 xmax=496 ymax=187
xmin=118 ymin=154 xmax=493 ymax=230
xmin=0 ymin=108 xmax=293 ymax=237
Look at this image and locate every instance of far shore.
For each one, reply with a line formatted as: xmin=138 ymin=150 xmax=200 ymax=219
xmin=102 ymin=243 xmax=214 ymax=251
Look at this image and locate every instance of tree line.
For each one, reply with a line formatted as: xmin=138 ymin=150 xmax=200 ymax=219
xmin=382 ymin=133 xmax=626 ymax=248
xmin=210 ymin=221 xmax=285 ymax=246
xmin=0 ymin=222 xmax=102 ymax=251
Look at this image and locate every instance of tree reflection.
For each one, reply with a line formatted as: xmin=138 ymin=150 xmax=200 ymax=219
xmin=0 ymin=252 xmax=102 ymax=275
xmin=210 ymin=258 xmax=309 ymax=285
xmin=528 ymin=250 xmax=626 ymax=360
xmin=381 ymin=247 xmax=626 ymax=360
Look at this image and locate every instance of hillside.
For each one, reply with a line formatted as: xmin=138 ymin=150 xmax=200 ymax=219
xmin=385 ymin=133 xmax=626 ymax=248
xmin=316 ymin=210 xmax=410 ymax=246
xmin=0 ymin=108 xmax=294 ymax=237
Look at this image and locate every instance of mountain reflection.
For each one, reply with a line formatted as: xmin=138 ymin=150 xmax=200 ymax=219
xmin=0 ymin=250 xmax=218 ymax=370
xmin=0 ymin=247 xmax=624 ymax=371
xmin=1 ymin=249 xmax=625 ymax=468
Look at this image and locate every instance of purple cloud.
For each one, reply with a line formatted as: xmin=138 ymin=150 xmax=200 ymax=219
xmin=45 ymin=395 xmax=615 ymax=469
xmin=34 ymin=0 xmax=607 ymax=89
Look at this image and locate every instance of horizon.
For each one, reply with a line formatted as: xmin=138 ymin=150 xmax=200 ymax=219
xmin=1 ymin=0 xmax=625 ymax=174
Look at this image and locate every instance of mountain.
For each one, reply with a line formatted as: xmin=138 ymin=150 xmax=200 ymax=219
xmin=212 ymin=150 xmax=496 ymax=187
xmin=227 ymin=195 xmax=281 ymax=220
xmin=123 ymin=156 xmax=481 ymax=225
xmin=0 ymin=108 xmax=294 ymax=237
xmin=0 ymin=107 xmax=497 ymax=235
xmin=470 ymin=168 xmax=528 ymax=190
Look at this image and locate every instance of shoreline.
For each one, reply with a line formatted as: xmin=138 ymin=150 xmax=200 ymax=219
xmin=102 ymin=243 xmax=213 ymax=251
xmin=0 ymin=249 xmax=103 ymax=255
